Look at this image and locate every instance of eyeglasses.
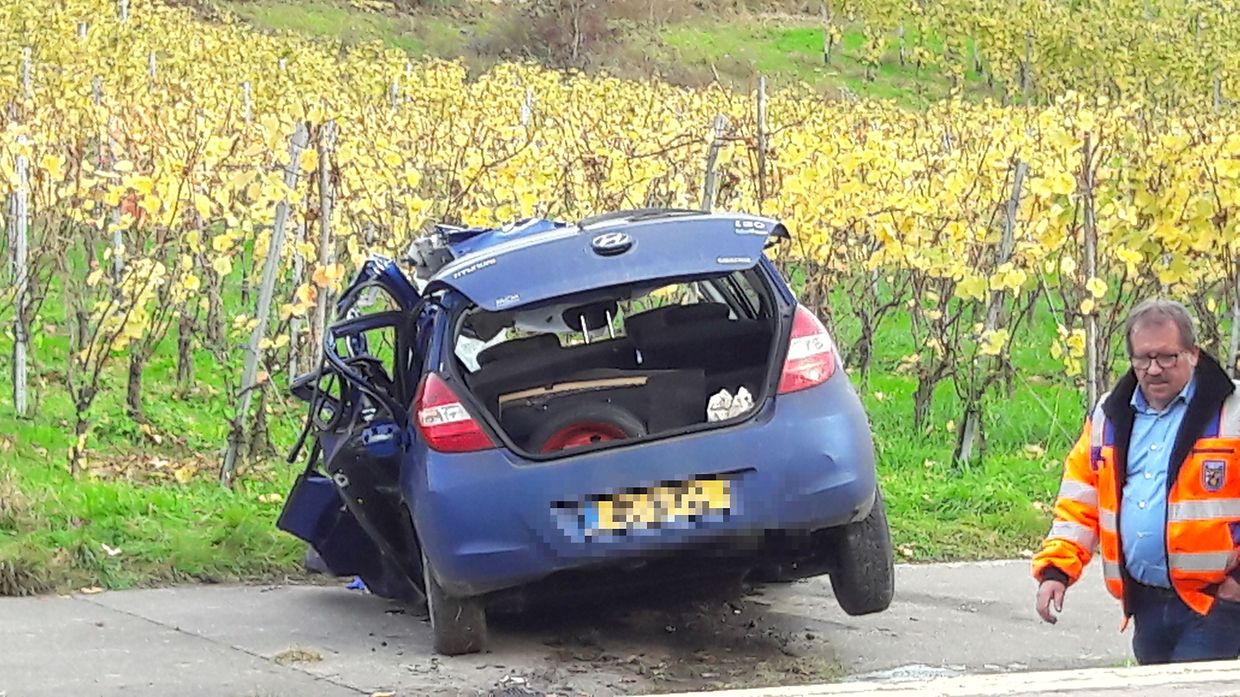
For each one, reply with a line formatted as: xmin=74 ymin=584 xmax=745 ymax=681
xmin=1130 ymin=352 xmax=1185 ymax=371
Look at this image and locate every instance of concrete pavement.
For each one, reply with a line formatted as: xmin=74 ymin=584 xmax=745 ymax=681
xmin=0 ymin=560 xmax=1146 ymax=696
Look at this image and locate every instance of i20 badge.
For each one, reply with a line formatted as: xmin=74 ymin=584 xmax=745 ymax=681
xmin=591 ymin=232 xmax=634 ymax=256
xmin=1203 ymin=460 xmax=1227 ymax=492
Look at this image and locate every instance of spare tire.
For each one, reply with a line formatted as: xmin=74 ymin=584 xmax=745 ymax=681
xmin=528 ymin=402 xmax=647 ymax=453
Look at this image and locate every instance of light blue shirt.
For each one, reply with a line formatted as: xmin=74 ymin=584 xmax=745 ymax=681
xmin=1122 ymin=376 xmax=1196 ymax=588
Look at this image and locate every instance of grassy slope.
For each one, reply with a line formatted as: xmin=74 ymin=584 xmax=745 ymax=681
xmin=857 ymin=306 xmax=1078 ymax=562
xmin=0 ymin=283 xmax=306 ymax=595
xmin=222 ymin=1 xmax=992 ymax=108
xmin=656 ymin=21 xmax=989 ymax=106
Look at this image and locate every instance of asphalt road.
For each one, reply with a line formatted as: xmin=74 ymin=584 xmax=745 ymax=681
xmin=0 ymin=560 xmax=1136 ymax=697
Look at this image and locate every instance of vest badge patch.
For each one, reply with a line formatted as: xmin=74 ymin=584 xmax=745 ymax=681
xmin=1203 ymin=460 xmax=1227 ymax=492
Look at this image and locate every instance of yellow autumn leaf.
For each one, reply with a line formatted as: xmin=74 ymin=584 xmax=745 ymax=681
xmin=39 ymin=153 xmax=65 ymax=181
xmin=312 ymin=263 xmax=345 ymax=288
xmin=194 ymin=192 xmax=211 ymax=219
xmin=294 ymin=283 xmax=316 ymax=306
xmin=955 ymin=275 xmax=987 ymax=302
xmin=1085 ymin=277 xmax=1108 ymax=299
xmin=131 ymin=175 xmax=155 ymax=196
xmin=978 ymin=328 xmax=1010 ymax=357
xmin=212 ymin=256 xmax=233 ymax=276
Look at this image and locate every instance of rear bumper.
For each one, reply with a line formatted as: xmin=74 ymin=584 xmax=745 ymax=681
xmin=406 ymin=371 xmax=877 ymax=597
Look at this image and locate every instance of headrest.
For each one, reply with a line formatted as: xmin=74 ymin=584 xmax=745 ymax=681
xmin=562 ymin=299 xmax=619 ymax=333
xmin=476 ymin=333 xmax=561 ymax=366
xmin=625 ymin=303 xmax=730 ymax=337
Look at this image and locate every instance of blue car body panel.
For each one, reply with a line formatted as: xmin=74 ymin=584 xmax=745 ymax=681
xmin=406 ymin=371 xmax=876 ymax=596
xmin=279 ymin=209 xmax=879 ymax=603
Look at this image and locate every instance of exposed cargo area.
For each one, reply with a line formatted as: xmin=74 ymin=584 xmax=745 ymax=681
xmin=453 ymin=268 xmax=781 ymax=455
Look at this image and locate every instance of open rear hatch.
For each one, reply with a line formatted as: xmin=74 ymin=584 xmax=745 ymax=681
xmin=432 ymin=211 xmax=790 ymax=457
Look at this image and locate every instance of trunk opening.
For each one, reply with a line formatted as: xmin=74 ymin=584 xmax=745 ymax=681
xmin=451 ymin=267 xmax=784 ymax=459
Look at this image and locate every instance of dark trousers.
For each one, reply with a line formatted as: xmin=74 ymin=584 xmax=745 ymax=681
xmin=1130 ymin=582 xmax=1240 ymax=664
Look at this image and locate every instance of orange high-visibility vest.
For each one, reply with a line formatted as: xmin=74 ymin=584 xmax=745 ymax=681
xmin=1033 ymin=363 xmax=1240 ymax=617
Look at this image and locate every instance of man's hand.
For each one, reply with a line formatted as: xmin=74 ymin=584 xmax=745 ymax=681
xmin=1218 ymin=576 xmax=1240 ymax=603
xmin=1036 ymin=579 xmax=1067 ymax=624
xmin=1220 ymin=551 xmax=1240 ymax=603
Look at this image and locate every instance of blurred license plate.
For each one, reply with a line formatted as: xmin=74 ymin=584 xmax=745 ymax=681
xmin=586 ymin=478 xmax=731 ymax=535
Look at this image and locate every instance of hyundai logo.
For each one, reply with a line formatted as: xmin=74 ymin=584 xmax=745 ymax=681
xmin=591 ymin=232 xmax=634 ymax=256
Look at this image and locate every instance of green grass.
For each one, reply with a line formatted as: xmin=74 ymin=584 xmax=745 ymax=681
xmin=222 ymin=0 xmax=456 ymax=56
xmin=656 ymin=20 xmax=990 ymax=107
xmin=830 ymin=294 xmax=1080 ymax=561
xmin=0 ymin=267 xmax=308 ymax=595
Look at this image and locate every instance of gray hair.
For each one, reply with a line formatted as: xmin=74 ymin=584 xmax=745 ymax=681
xmin=1125 ymin=299 xmax=1197 ymax=355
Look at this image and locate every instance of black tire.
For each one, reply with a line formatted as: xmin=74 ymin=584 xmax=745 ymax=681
xmin=526 ymin=401 xmax=646 ymax=453
xmin=422 ymin=551 xmax=487 ymax=656
xmin=828 ymin=488 xmax=895 ymax=616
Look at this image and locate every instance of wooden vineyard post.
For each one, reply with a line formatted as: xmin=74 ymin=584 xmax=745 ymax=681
xmin=13 ymin=136 xmax=29 ymax=417
xmin=821 ymin=3 xmax=835 ymax=66
xmin=701 ymin=114 xmax=727 ymax=211
xmin=954 ymin=160 xmax=1027 ymax=466
xmin=4 ymin=183 xmax=12 ymax=280
xmin=313 ymin=121 xmax=336 ymax=365
xmin=290 ymin=219 xmax=306 ymax=381
xmin=221 ymin=122 xmax=309 ymax=486
xmin=520 ymin=87 xmax=534 ymax=127
xmin=1082 ymin=132 xmax=1101 ymax=408
xmin=1229 ymin=256 xmax=1240 ymax=378
xmin=242 ymin=81 xmax=252 ymax=125
xmin=756 ymin=76 xmax=768 ymax=213
xmin=21 ymin=47 xmax=32 ymax=100
xmin=1021 ymin=32 xmax=1033 ymax=103
xmin=107 ymin=115 xmax=123 ymax=290
xmin=88 ymin=75 xmax=124 ymax=293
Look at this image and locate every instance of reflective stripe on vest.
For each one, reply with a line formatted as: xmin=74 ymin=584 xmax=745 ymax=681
xmin=1099 ymin=508 xmax=1117 ymax=532
xmin=1103 ymin=559 xmax=1123 ymax=581
xmin=1168 ymin=498 xmax=1240 ymax=522
xmin=1049 ymin=520 xmax=1099 ymax=550
xmin=1057 ymin=479 xmax=1099 ymax=507
xmin=1169 ymin=550 xmax=1235 ymax=573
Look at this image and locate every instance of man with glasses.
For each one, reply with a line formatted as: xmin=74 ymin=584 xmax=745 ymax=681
xmin=1032 ymin=299 xmax=1240 ymax=664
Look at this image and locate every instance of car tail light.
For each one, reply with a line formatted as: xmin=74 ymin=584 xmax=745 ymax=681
xmin=413 ymin=373 xmax=496 ymax=453
xmin=778 ymin=304 xmax=839 ymax=394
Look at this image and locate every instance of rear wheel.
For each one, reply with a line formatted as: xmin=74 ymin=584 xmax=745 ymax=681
xmin=828 ymin=488 xmax=895 ymax=616
xmin=422 ymin=551 xmax=488 ymax=655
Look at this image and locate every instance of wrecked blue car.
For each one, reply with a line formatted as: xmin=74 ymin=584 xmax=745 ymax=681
xmin=278 ymin=209 xmax=893 ymax=656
